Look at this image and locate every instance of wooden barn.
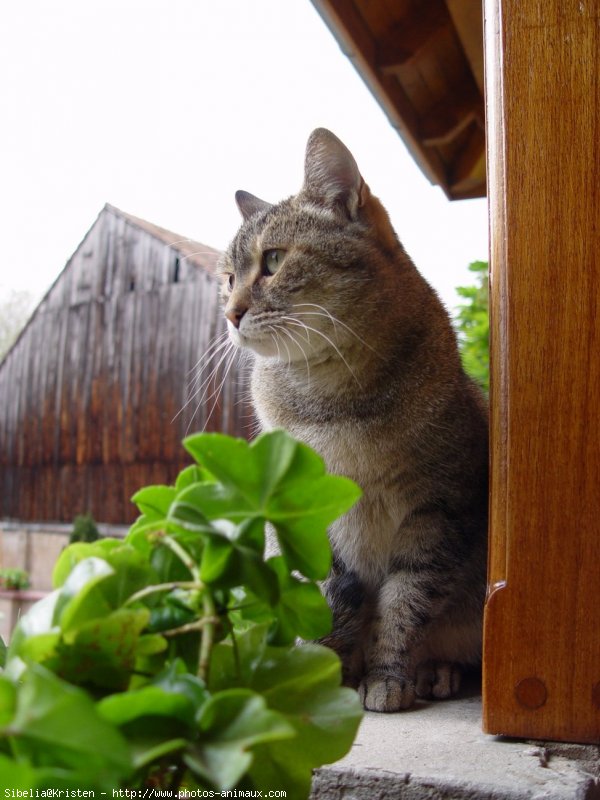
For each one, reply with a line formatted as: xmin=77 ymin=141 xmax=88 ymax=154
xmin=0 ymin=204 xmax=252 ymax=525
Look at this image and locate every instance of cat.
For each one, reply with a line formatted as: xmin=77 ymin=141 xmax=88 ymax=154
xmin=217 ymin=128 xmax=488 ymax=712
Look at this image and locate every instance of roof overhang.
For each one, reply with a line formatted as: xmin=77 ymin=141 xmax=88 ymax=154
xmin=311 ymin=0 xmax=486 ymax=200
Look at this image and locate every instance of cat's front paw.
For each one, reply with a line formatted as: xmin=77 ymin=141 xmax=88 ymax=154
xmin=415 ymin=661 xmax=462 ymax=699
xmin=358 ymin=674 xmax=416 ymax=712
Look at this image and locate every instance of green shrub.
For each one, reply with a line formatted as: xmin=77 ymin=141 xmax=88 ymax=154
xmin=455 ymin=260 xmax=490 ymax=393
xmin=0 ymin=430 xmax=363 ymax=796
xmin=70 ymin=513 xmax=100 ymax=544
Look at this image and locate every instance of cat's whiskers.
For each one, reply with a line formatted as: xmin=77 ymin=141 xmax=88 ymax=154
xmin=291 ymin=303 xmax=380 ymax=356
xmin=183 ymin=336 xmax=233 ymax=402
xmin=186 ymin=332 xmax=231 ymax=384
xmin=281 ymin=316 xmax=362 ymax=388
xmin=276 ymin=323 xmax=312 ymax=385
xmin=179 ymin=250 xmax=222 ymax=264
xmin=174 ymin=335 xmax=237 ymax=428
xmin=267 ymin=324 xmax=286 ymax=363
xmin=189 ymin=344 xmax=239 ymax=435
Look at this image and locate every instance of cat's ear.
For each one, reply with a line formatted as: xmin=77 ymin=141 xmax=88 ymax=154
xmin=235 ymin=190 xmax=272 ymax=221
xmin=303 ymin=128 xmax=368 ymax=218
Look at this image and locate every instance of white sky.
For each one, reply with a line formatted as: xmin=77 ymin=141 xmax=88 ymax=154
xmin=0 ymin=0 xmax=488 ymax=312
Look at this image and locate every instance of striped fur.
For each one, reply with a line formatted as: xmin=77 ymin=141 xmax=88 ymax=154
xmin=218 ymin=129 xmax=488 ymax=711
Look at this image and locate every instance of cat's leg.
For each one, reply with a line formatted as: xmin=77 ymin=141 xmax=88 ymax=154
xmin=358 ymin=567 xmax=452 ymax=712
xmin=318 ymin=562 xmax=369 ymax=688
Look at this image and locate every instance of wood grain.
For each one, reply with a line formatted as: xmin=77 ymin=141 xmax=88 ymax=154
xmin=483 ymin=0 xmax=600 ymax=743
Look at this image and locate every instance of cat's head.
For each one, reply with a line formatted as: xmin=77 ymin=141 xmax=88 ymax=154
xmin=218 ymin=128 xmax=410 ymax=363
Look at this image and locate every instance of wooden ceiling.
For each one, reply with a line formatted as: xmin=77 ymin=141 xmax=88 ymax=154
xmin=311 ymin=0 xmax=486 ymax=200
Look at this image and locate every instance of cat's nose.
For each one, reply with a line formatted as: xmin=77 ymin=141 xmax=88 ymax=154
xmin=225 ymin=305 xmax=247 ymax=329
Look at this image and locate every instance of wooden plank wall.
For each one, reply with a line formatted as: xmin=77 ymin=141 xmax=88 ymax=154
xmin=0 ymin=208 xmax=253 ymax=524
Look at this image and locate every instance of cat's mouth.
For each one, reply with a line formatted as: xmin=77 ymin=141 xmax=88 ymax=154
xmin=228 ymin=325 xmax=304 ymax=361
xmin=227 ymin=315 xmax=328 ymax=363
xmin=230 ymin=328 xmax=281 ymax=358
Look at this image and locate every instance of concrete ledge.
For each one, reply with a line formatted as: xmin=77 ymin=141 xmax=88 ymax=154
xmin=312 ymin=693 xmax=600 ymax=800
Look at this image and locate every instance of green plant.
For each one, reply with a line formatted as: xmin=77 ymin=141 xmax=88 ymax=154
xmin=0 ymin=568 xmax=30 ymax=591
xmin=69 ymin=513 xmax=101 ymax=544
xmin=455 ymin=260 xmax=490 ymax=393
xmin=0 ymin=430 xmax=363 ymax=796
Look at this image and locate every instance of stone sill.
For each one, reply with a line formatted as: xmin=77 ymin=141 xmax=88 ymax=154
xmin=312 ymin=691 xmax=600 ymax=800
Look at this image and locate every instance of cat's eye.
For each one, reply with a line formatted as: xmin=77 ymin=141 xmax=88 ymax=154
xmin=226 ymin=274 xmax=235 ymax=290
xmin=262 ymin=249 xmax=286 ymax=276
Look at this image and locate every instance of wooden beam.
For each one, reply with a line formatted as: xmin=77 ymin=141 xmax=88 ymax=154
xmin=448 ymin=124 xmax=486 ymax=195
xmin=376 ymin=0 xmax=450 ymax=71
xmin=483 ymin=0 xmax=600 ymax=743
xmin=445 ymin=0 xmax=484 ymax=93
xmin=419 ymin=78 xmax=483 ymax=146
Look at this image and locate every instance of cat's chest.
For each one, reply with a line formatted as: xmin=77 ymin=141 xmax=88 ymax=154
xmin=280 ymin=419 xmax=412 ymax=583
xmin=253 ymin=369 xmax=417 ymax=581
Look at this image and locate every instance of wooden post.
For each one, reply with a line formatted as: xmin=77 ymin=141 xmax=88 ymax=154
xmin=483 ymin=0 xmax=600 ymax=742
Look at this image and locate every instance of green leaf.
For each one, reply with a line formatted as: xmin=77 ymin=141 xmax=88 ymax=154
xmin=135 ymin=632 xmax=168 ymax=656
xmin=0 ymin=755 xmax=37 ymax=790
xmin=455 ymin=260 xmax=489 ymax=392
xmin=149 ymin=529 xmax=204 ymax=582
xmin=175 ymin=463 xmax=213 ymax=491
xmin=53 ymin=557 xmax=115 ymax=631
xmin=132 ymin=485 xmax=177 ymax=519
xmin=209 ymin=624 xmax=270 ymax=692
xmin=53 ymin=540 xmax=155 ymax=606
xmin=249 ymin=686 xmax=362 ymax=799
xmin=6 ymin=589 xmax=59 ymax=669
xmin=167 ymin=487 xmax=216 ymax=532
xmin=52 ymin=538 xmax=119 ymax=587
xmin=60 ymin=609 xmax=149 ymax=689
xmin=184 ymin=434 xmax=266 ymax=505
xmin=181 ymin=431 xmax=361 ymax=581
xmin=248 ymin=429 xmax=299 ymax=503
xmin=267 ymin=557 xmax=332 ymax=644
xmin=185 ymin=689 xmax=294 ymax=789
xmin=98 ymin=662 xmax=207 ymax=728
xmin=0 ymin=675 xmax=16 ymax=725
xmin=198 ymin=520 xmax=277 ymax=604
xmin=251 ymin=642 xmax=342 ymax=700
xmin=126 ymin=485 xmax=179 ymax=551
xmin=269 ymin=474 xmax=361 ymax=579
xmin=0 ymin=637 xmax=6 ymax=668
xmin=171 ymin=481 xmax=254 ymax=526
xmin=15 ymin=631 xmax=62 ymax=666
xmin=3 ymin=664 xmax=132 ymax=779
xmin=147 ymin=602 xmax=195 ymax=633
xmin=247 ymin=645 xmax=363 ymax=799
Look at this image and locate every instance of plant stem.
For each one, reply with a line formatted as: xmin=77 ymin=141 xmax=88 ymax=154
xmin=198 ymin=590 xmax=217 ymax=684
xmin=158 ymin=533 xmax=216 ymax=684
xmin=159 ymin=534 xmax=201 ymax=583
xmin=161 ymin=615 xmax=221 ymax=638
xmin=124 ymin=581 xmax=199 ymax=606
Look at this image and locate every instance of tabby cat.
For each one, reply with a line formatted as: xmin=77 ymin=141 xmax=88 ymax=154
xmin=218 ymin=129 xmax=488 ymax=712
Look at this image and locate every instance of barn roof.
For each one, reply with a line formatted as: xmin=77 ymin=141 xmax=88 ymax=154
xmin=1 ymin=204 xmax=222 ymax=367
xmin=311 ymin=0 xmax=485 ymax=200
xmin=105 ymin=204 xmax=221 ymax=274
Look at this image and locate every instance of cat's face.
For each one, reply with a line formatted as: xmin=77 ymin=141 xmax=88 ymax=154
xmin=218 ymin=129 xmax=402 ymax=364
